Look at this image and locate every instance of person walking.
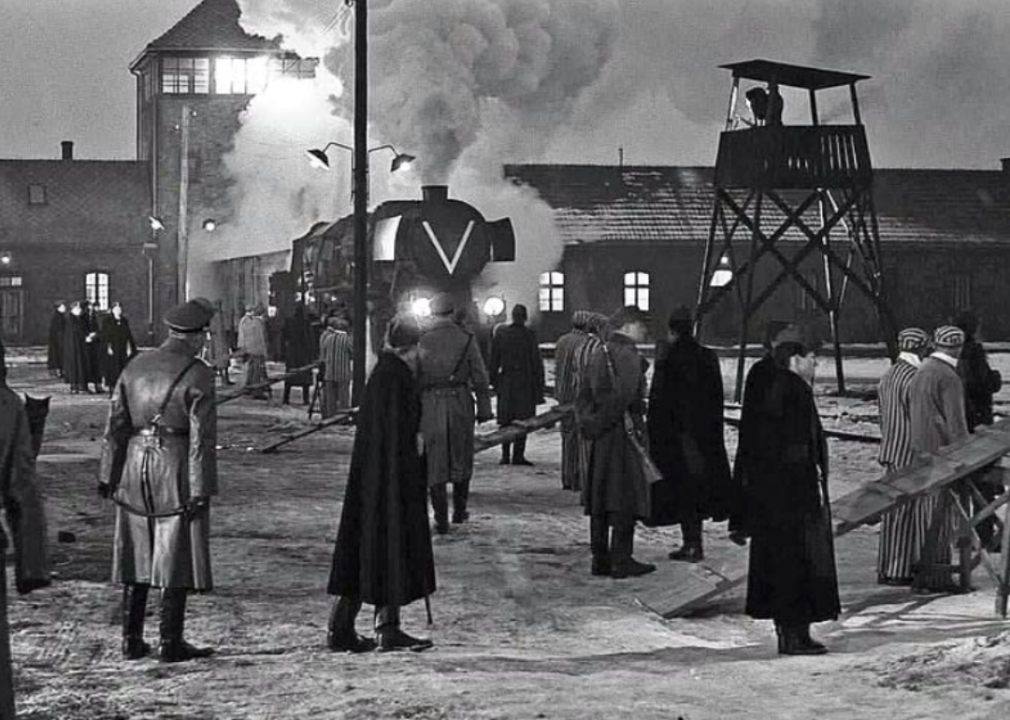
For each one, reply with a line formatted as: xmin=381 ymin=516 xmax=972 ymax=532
xmin=876 ymin=327 xmax=932 ymax=585
xmin=46 ymin=301 xmax=66 ymax=378
xmin=319 ymin=316 xmax=353 ymax=417
xmin=237 ymin=305 xmax=269 ymax=400
xmin=100 ymin=302 xmax=138 ymax=391
xmin=555 ymin=311 xmax=594 ymax=490
xmin=326 ymin=315 xmax=435 ymax=653
xmin=0 ymin=354 xmax=51 ymax=717
xmin=647 ymin=306 xmax=734 ymax=562
xmin=98 ymin=298 xmax=218 ymax=662
xmin=418 ymin=293 xmax=493 ymax=534
xmin=731 ymin=324 xmax=839 ymax=655
xmin=908 ymin=325 xmax=970 ymax=593
xmin=576 ymin=306 xmax=656 ymax=579
xmin=488 ymin=304 xmax=545 ymax=466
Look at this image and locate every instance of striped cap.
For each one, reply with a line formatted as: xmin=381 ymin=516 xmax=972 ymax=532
xmin=571 ymin=310 xmax=593 ymax=329
xmin=897 ymin=327 xmax=930 ymax=351
xmin=933 ymin=325 xmax=965 ymax=348
xmin=586 ymin=312 xmax=609 ymax=334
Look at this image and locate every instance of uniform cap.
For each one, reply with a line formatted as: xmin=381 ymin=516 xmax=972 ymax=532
xmin=933 ymin=325 xmax=965 ymax=348
xmin=430 ymin=292 xmax=456 ymax=316
xmin=164 ymin=298 xmax=215 ymax=334
xmin=897 ymin=327 xmax=930 ymax=351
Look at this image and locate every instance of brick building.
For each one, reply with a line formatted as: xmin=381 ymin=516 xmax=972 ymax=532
xmin=509 ymin=164 xmax=1010 ymax=344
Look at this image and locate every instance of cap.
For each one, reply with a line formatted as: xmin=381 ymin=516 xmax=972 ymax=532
xmin=771 ymin=323 xmax=821 ymax=352
xmin=668 ymin=305 xmax=692 ymax=324
xmin=897 ymin=327 xmax=930 ymax=351
xmin=933 ymin=325 xmax=965 ymax=348
xmin=430 ymin=292 xmax=456 ymax=316
xmin=571 ymin=310 xmax=593 ymax=330
xmin=164 ymin=299 xmax=215 ymax=334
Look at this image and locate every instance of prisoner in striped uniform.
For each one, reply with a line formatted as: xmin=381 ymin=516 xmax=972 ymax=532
xmin=319 ymin=316 xmax=353 ymax=418
xmin=908 ymin=325 xmax=969 ymax=593
xmin=555 ymin=311 xmax=594 ymax=490
xmin=876 ymin=327 xmax=932 ymax=585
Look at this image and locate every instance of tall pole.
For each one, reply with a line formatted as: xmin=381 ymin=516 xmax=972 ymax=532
xmin=352 ymin=0 xmax=368 ymax=406
xmin=177 ymin=102 xmax=191 ymax=303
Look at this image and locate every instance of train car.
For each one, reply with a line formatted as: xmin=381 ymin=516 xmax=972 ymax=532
xmin=287 ymin=184 xmax=516 ymax=358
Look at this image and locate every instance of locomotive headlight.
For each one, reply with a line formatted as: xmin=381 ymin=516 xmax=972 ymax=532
xmin=411 ymin=297 xmax=432 ymax=317
xmin=482 ymin=296 xmax=505 ymax=317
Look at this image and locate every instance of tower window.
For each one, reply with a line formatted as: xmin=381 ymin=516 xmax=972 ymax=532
xmin=539 ymin=272 xmax=564 ymax=312
xmin=27 ymin=184 xmax=47 ymax=205
xmin=162 ymin=57 xmax=209 ymax=94
xmin=85 ymin=271 xmax=110 ymax=310
xmin=624 ymin=271 xmax=650 ymax=311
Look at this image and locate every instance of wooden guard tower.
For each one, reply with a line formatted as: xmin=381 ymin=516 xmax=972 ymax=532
xmin=694 ymin=59 xmax=897 ymax=399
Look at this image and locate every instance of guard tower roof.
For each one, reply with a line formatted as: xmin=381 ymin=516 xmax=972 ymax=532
xmin=719 ymin=59 xmax=870 ymax=90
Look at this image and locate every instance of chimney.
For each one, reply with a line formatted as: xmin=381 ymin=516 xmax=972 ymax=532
xmin=61 ymin=141 xmax=74 ymax=161
xmin=422 ymin=185 xmax=449 ymax=204
xmin=1001 ymin=157 xmax=1010 ymax=174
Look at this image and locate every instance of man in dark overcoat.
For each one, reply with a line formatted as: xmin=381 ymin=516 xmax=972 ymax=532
xmin=418 ymin=293 xmax=493 ymax=533
xmin=0 ymin=355 xmax=51 ymax=717
xmin=83 ymin=300 xmax=105 ymax=393
xmin=576 ymin=306 xmax=656 ymax=579
xmin=46 ymin=301 xmax=66 ymax=378
xmin=732 ymin=325 xmax=839 ymax=655
xmin=647 ymin=306 xmax=733 ymax=562
xmin=908 ymin=325 xmax=969 ymax=592
xmin=555 ymin=311 xmax=594 ymax=490
xmin=98 ymin=298 xmax=218 ymax=663
xmin=327 ymin=315 xmax=435 ymax=653
xmin=488 ymin=304 xmax=545 ymax=466
xmin=63 ymin=301 xmax=91 ymax=394
xmin=100 ymin=302 xmax=138 ymax=390
xmin=282 ymin=306 xmax=315 ymax=405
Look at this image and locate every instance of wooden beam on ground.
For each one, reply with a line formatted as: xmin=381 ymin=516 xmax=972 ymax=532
xmin=474 ymin=404 xmax=572 ymax=454
xmin=216 ymin=362 xmax=321 ymax=406
xmin=258 ymin=409 xmax=357 ymax=454
xmin=723 ymin=414 xmax=880 ymax=444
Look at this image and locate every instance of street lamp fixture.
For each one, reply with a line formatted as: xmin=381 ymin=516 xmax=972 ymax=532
xmin=305 ymin=142 xmax=416 ymax=175
xmin=149 ymin=216 xmax=166 ymax=231
xmin=0 ymin=252 xmax=11 ymax=266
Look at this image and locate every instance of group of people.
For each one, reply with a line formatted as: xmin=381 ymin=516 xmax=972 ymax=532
xmin=47 ymin=300 xmax=138 ymax=394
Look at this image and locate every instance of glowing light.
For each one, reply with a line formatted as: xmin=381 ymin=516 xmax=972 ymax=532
xmin=247 ymin=56 xmax=269 ymax=94
xmin=149 ymin=216 xmax=165 ymax=231
xmin=202 ymin=219 xmax=217 ymax=232
xmin=411 ymin=297 xmax=432 ymax=317
xmin=0 ymin=253 xmax=11 ymax=266
xmin=710 ymin=255 xmax=733 ymax=287
xmin=483 ymin=296 xmax=505 ymax=317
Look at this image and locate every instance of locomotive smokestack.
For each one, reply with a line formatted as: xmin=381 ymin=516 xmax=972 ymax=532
xmin=422 ymin=185 xmax=449 ymax=204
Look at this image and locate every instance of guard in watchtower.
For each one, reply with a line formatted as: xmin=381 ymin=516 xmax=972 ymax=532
xmin=418 ymin=293 xmax=494 ymax=534
xmin=98 ymin=298 xmax=218 ymax=663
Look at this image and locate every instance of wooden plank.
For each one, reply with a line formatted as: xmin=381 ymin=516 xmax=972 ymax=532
xmin=258 ymin=409 xmax=357 ymax=454
xmin=473 ymin=404 xmax=572 ymax=454
xmin=635 ymin=552 xmax=750 ymax=619
xmin=217 ymin=362 xmax=321 ymax=406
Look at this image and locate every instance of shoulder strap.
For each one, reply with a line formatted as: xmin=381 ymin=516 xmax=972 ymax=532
xmin=448 ymin=334 xmax=474 ymax=383
xmin=151 ymin=358 xmax=201 ymax=425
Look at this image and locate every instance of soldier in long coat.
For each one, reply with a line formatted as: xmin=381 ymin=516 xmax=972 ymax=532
xmin=576 ymin=306 xmax=655 ymax=579
xmin=282 ymin=306 xmax=315 ymax=405
xmin=908 ymin=325 xmax=969 ymax=592
xmin=83 ymin=301 xmax=105 ymax=393
xmin=98 ymin=298 xmax=218 ymax=663
xmin=647 ymin=307 xmax=733 ymax=561
xmin=63 ymin=301 xmax=91 ymax=393
xmin=418 ymin=293 xmax=493 ymax=533
xmin=326 ymin=315 xmax=435 ymax=653
xmin=555 ymin=311 xmax=593 ymax=490
xmin=204 ymin=300 xmax=233 ymax=385
xmin=733 ymin=325 xmax=839 ymax=655
xmin=46 ymin=302 xmax=65 ymax=377
xmin=876 ymin=328 xmax=932 ymax=585
xmin=0 ymin=359 xmax=51 ymax=717
xmin=488 ymin=304 xmax=545 ymax=466
xmin=100 ymin=302 xmax=138 ymax=390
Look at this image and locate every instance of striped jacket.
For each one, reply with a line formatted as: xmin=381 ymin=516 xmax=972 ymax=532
xmin=319 ymin=328 xmax=352 ymax=382
xmin=877 ymin=357 xmax=918 ymax=469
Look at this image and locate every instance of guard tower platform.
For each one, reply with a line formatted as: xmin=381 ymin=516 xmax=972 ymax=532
xmin=695 ymin=59 xmax=897 ymax=398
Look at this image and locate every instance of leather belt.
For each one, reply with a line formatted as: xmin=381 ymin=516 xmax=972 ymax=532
xmin=134 ymin=427 xmax=189 ymax=438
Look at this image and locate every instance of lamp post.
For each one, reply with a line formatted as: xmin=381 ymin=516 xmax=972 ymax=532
xmin=146 ymin=216 xmax=164 ymax=344
xmin=305 ymin=140 xmax=415 ymax=405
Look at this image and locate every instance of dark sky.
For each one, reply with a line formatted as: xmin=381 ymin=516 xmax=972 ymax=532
xmin=2 ymin=0 xmax=1009 ymax=169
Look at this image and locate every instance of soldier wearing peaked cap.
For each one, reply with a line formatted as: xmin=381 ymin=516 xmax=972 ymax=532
xmin=98 ymin=298 xmax=218 ymax=662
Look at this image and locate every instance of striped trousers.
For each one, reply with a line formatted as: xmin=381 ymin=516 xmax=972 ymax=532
xmin=878 ymin=470 xmax=954 ymax=586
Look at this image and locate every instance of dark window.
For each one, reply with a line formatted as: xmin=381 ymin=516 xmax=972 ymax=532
xmin=798 ymin=272 xmax=819 ymax=312
xmin=28 ymin=184 xmax=47 ymax=205
xmin=953 ymin=273 xmax=971 ymax=312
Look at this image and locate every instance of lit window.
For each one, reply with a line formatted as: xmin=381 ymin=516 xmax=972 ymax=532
xmin=539 ymin=271 xmax=564 ymax=312
xmin=85 ymin=272 xmax=110 ymax=310
xmin=268 ymin=57 xmax=318 ymax=81
xmin=162 ymin=57 xmax=209 ymax=94
xmin=216 ymin=57 xmax=270 ymax=95
xmin=0 ymin=276 xmax=22 ymax=287
xmin=624 ymin=271 xmax=650 ymax=311
xmin=28 ymin=184 xmax=47 ymax=205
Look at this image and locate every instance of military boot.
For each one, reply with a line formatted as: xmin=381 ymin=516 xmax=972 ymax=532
xmin=121 ymin=583 xmax=151 ymax=660
xmin=511 ymin=437 xmax=533 ymax=466
xmin=430 ymin=485 xmax=450 ymax=535
xmin=159 ymin=589 xmax=214 ymax=663
xmin=375 ymin=606 xmax=433 ymax=653
xmin=327 ymin=596 xmax=376 ymax=653
xmin=500 ymin=443 xmax=511 ymax=465
xmin=452 ymin=481 xmax=470 ymax=524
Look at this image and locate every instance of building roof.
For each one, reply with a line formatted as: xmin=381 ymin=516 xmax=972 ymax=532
xmin=132 ymin=0 xmax=279 ymax=69
xmin=505 ymin=164 xmax=1010 ymax=247
xmin=719 ymin=59 xmax=869 ymax=90
xmin=0 ymin=160 xmax=150 ymax=247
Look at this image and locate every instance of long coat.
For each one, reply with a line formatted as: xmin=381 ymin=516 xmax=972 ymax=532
xmin=84 ymin=309 xmax=103 ymax=384
xmin=909 ymin=355 xmax=969 ymax=455
xmin=576 ymin=332 xmax=647 ymax=519
xmin=647 ymin=335 xmax=734 ymax=525
xmin=328 ymin=351 xmax=435 ymax=606
xmin=488 ymin=322 xmax=544 ymax=424
xmin=205 ymin=310 xmax=231 ymax=371
xmin=282 ymin=312 xmax=316 ymax=386
xmin=100 ymin=314 xmax=138 ymax=388
xmin=958 ymin=339 xmax=1000 ymax=429
xmin=62 ymin=312 xmax=91 ymax=387
xmin=877 ymin=358 xmax=919 ymax=469
xmin=98 ymin=339 xmax=217 ymax=590
xmin=734 ymin=362 xmax=840 ymax=623
xmin=46 ymin=310 xmax=64 ymax=373
xmin=418 ymin=316 xmax=492 ymax=487
xmin=555 ymin=327 xmax=590 ymax=490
